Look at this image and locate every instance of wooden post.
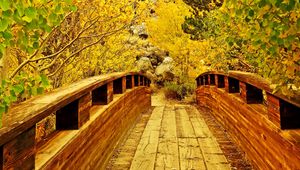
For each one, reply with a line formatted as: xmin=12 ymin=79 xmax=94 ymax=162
xmin=56 ymin=100 xmax=79 ymax=129
xmin=78 ymin=92 xmax=92 ymax=127
xmin=92 ymin=83 xmax=113 ymax=105
xmin=2 ymin=126 xmax=36 ymax=170
xmin=113 ymin=78 xmax=125 ymax=94
xmin=226 ymin=77 xmax=240 ymax=93
xmin=217 ymin=75 xmax=225 ymax=88
xmin=225 ymin=76 xmax=229 ymax=92
xmin=132 ymin=75 xmax=135 ymax=88
xmin=134 ymin=75 xmax=139 ymax=87
xmin=139 ymin=76 xmax=143 ymax=86
xmin=57 ymin=92 xmax=91 ymax=129
xmin=204 ymin=75 xmax=209 ymax=85
xmin=138 ymin=76 xmax=141 ymax=86
xmin=126 ymin=75 xmax=133 ymax=89
xmin=210 ymin=74 xmax=215 ymax=85
xmin=200 ymin=77 xmax=204 ymax=86
xmin=267 ymin=93 xmax=300 ymax=129
xmin=240 ymin=82 xmax=263 ymax=104
xmin=266 ymin=93 xmax=280 ymax=128
xmin=143 ymin=76 xmax=147 ymax=86
xmin=107 ymin=82 xmax=113 ymax=103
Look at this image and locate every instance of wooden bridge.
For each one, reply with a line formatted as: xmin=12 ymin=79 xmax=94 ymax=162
xmin=0 ymin=71 xmax=299 ymax=169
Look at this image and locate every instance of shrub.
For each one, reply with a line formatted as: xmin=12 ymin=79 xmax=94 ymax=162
xmin=163 ymin=80 xmax=195 ymax=100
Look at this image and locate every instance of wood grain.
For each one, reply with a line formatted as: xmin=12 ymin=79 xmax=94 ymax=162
xmin=0 ymin=72 xmax=150 ymax=147
xmin=38 ymin=87 xmax=151 ymax=169
xmin=130 ymin=106 xmax=164 ymax=170
xmin=196 ymin=85 xmax=300 ymax=169
xmin=156 ymin=106 xmax=179 ymax=170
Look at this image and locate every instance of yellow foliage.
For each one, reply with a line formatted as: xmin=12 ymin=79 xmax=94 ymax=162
xmin=145 ymin=0 xmax=209 ymax=78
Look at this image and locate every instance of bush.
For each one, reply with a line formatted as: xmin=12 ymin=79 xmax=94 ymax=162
xmin=163 ymin=80 xmax=195 ymax=100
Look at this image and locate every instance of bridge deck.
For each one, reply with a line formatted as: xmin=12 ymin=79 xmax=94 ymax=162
xmin=107 ymin=92 xmax=232 ymax=170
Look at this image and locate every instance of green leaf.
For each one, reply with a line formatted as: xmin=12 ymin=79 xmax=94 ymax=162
xmin=2 ymin=10 xmax=12 ymax=17
xmin=70 ymin=5 xmax=77 ymax=12
xmin=277 ymin=38 xmax=284 ymax=45
xmin=12 ymin=84 xmax=24 ymax=95
xmin=297 ymin=18 xmax=300 ymax=28
xmin=33 ymin=42 xmax=39 ymax=49
xmin=9 ymin=95 xmax=17 ymax=102
xmin=287 ymin=0 xmax=296 ymax=11
xmin=0 ymin=0 xmax=11 ymax=11
xmin=31 ymin=86 xmax=37 ymax=96
xmin=37 ymin=87 xmax=44 ymax=94
xmin=1 ymin=80 xmax=7 ymax=87
xmin=25 ymin=7 xmax=37 ymax=20
xmin=0 ymin=18 xmax=9 ymax=32
xmin=49 ymin=13 xmax=58 ymax=23
xmin=248 ymin=9 xmax=254 ymax=17
xmin=2 ymin=31 xmax=12 ymax=40
xmin=41 ymin=74 xmax=49 ymax=87
xmin=0 ymin=105 xmax=6 ymax=114
xmin=16 ymin=3 xmax=25 ymax=16
xmin=22 ymin=16 xmax=32 ymax=22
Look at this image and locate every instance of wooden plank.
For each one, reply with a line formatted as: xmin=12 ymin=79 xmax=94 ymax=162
xmin=130 ymin=106 xmax=164 ymax=170
xmin=196 ymin=85 xmax=300 ymax=169
xmin=108 ymin=110 xmax=152 ymax=170
xmin=178 ymin=138 xmax=206 ymax=170
xmin=0 ymin=72 xmax=151 ymax=147
xmin=156 ymin=106 xmax=179 ymax=170
xmin=37 ymin=87 xmax=151 ymax=169
xmin=175 ymin=107 xmax=195 ymax=138
xmin=3 ymin=126 xmax=36 ymax=170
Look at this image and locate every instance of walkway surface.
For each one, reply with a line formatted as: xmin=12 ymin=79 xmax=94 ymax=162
xmin=106 ymin=92 xmax=242 ymax=170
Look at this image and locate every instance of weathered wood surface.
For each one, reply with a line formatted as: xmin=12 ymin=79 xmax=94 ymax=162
xmin=0 ymin=72 xmax=151 ymax=170
xmin=0 ymin=72 xmax=150 ymax=147
xmin=106 ymin=107 xmax=153 ymax=170
xmin=37 ymin=87 xmax=151 ymax=169
xmin=130 ymin=106 xmax=164 ymax=170
xmin=196 ymin=86 xmax=300 ymax=169
xmin=197 ymin=71 xmax=300 ymax=107
xmin=127 ymin=102 xmax=230 ymax=170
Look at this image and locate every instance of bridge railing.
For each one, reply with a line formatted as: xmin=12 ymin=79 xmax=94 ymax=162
xmin=196 ymin=71 xmax=300 ymax=129
xmin=195 ymin=71 xmax=300 ymax=169
xmin=0 ymin=72 xmax=151 ymax=169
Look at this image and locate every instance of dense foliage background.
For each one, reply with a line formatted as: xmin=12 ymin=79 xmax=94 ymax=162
xmin=0 ymin=0 xmax=299 ymax=125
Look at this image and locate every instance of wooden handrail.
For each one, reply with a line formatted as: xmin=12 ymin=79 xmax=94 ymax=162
xmin=195 ymin=71 xmax=300 ymax=169
xmin=196 ymin=71 xmax=300 ymax=108
xmin=0 ymin=71 xmax=151 ymax=169
xmin=0 ymin=72 xmax=151 ymax=146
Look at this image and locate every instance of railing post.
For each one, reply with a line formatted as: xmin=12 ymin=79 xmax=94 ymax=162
xmin=140 ymin=76 xmax=143 ymax=86
xmin=122 ymin=77 xmax=126 ymax=93
xmin=92 ymin=83 xmax=113 ymax=105
xmin=126 ymin=75 xmax=133 ymax=89
xmin=56 ymin=92 xmax=92 ymax=130
xmin=216 ymin=75 xmax=225 ymax=88
xmin=78 ymin=92 xmax=92 ymax=127
xmin=204 ymin=75 xmax=209 ymax=85
xmin=267 ymin=93 xmax=300 ymax=129
xmin=240 ymin=82 xmax=263 ymax=104
xmin=107 ymin=82 xmax=114 ymax=103
xmin=134 ymin=75 xmax=139 ymax=87
xmin=1 ymin=126 xmax=36 ymax=169
xmin=266 ymin=93 xmax=281 ymax=128
xmin=132 ymin=75 xmax=135 ymax=88
xmin=225 ymin=77 xmax=240 ymax=93
xmin=210 ymin=74 xmax=215 ymax=85
xmin=113 ymin=77 xmax=125 ymax=94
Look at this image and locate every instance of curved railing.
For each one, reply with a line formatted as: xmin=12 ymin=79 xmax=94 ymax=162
xmin=195 ymin=71 xmax=300 ymax=169
xmin=0 ymin=72 xmax=151 ymax=169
